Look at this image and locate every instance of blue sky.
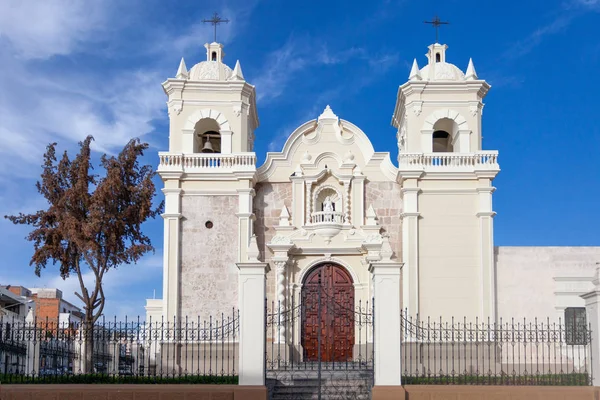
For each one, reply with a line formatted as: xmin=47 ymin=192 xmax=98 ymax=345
xmin=0 ymin=0 xmax=599 ymax=318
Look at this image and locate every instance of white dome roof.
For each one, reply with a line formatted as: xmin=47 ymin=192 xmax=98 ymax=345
xmin=188 ymin=61 xmax=233 ymax=81
xmin=419 ymin=62 xmax=465 ymax=81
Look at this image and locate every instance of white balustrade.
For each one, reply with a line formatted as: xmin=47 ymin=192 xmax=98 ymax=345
xmin=311 ymin=211 xmax=345 ymax=224
xmin=158 ymin=153 xmax=256 ymax=172
xmin=398 ymin=152 xmax=499 ymax=170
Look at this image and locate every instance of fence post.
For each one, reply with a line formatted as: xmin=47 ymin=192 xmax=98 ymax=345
xmin=370 ymin=260 xmax=405 ymax=399
xmin=581 ymin=267 xmax=600 ymax=386
xmin=237 ymin=261 xmax=270 ymax=387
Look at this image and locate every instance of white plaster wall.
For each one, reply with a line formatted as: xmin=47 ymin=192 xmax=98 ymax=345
xmin=179 ymin=195 xmax=239 ymax=320
xmin=495 ymin=247 xmax=600 ymax=323
xmin=418 ymin=192 xmax=481 ymax=319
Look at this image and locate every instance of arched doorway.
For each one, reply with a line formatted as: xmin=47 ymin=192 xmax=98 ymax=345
xmin=301 ymin=263 xmax=354 ymax=362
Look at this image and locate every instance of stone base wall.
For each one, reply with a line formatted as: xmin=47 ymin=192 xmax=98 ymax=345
xmin=179 ymin=195 xmax=239 ymax=320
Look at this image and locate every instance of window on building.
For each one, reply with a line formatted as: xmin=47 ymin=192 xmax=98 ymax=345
xmin=565 ymin=307 xmax=587 ymax=345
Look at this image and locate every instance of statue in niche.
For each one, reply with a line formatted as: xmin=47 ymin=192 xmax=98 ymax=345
xmin=323 ymin=196 xmax=334 ymax=222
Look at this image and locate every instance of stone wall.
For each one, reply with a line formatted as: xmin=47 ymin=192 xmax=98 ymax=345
xmin=179 ymin=195 xmax=239 ymax=320
xmin=364 ymin=181 xmax=403 ymax=260
xmin=254 ymin=182 xmax=292 ymax=302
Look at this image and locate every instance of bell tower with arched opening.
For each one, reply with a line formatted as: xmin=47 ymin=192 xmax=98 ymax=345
xmin=154 ymin=41 xmax=260 ymax=320
xmin=392 ymin=43 xmax=500 ymax=321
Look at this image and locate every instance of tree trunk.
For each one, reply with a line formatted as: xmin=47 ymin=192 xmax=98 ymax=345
xmin=82 ymin=321 xmax=94 ymax=374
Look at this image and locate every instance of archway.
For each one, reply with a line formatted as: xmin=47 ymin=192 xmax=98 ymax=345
xmin=301 ymin=263 xmax=354 ymax=362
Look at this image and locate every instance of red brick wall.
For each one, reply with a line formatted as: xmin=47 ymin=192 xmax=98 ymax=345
xmin=32 ymin=296 xmax=60 ymax=324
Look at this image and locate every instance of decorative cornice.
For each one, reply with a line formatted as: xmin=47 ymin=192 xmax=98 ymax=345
xmin=161 ymin=213 xmax=182 ymax=219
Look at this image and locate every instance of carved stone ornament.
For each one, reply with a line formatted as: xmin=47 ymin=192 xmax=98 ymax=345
xmin=247 ymin=235 xmax=260 ymax=261
xmin=170 ymin=100 xmax=183 ymax=115
xmin=302 ymin=151 xmax=312 ymax=163
xmin=469 ymin=104 xmax=479 ymax=117
xmin=275 ymin=261 xmax=287 ymax=273
xmin=380 ymin=234 xmax=393 ymax=261
xmin=271 ymin=235 xmax=292 ymax=245
xmin=343 ymin=150 xmax=355 ymax=163
xmin=365 ymin=234 xmax=383 ymax=244
xmin=412 ymin=102 xmax=422 ymax=116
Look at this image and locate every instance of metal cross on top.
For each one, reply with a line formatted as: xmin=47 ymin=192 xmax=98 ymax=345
xmin=203 ymin=12 xmax=229 ymax=43
xmin=424 ymin=16 xmax=449 ymax=43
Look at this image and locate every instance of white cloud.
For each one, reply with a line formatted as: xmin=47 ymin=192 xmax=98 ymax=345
xmin=0 ymin=0 xmax=112 ymax=60
xmin=505 ymin=15 xmax=574 ymax=58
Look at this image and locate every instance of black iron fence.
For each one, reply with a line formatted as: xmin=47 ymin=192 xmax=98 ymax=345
xmin=0 ymin=310 xmax=239 ymax=383
xmin=400 ymin=311 xmax=593 ymax=385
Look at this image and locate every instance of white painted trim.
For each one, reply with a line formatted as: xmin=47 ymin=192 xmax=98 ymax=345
xmin=181 ymin=190 xmax=239 ymax=196
xmin=183 ymin=108 xmax=232 ymax=131
xmin=297 ymin=256 xmax=360 ymax=286
xmin=421 ymin=108 xmax=470 ymax=132
xmin=257 ymin=118 xmax=382 ymax=182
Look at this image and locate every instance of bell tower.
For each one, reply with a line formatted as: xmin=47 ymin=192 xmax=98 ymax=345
xmin=156 ymin=41 xmax=259 ymax=320
xmin=392 ymin=43 xmax=500 ymax=320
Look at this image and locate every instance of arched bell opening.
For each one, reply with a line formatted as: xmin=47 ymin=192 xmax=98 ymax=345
xmin=432 ymin=118 xmax=458 ymax=152
xmin=194 ymin=118 xmax=222 ymax=154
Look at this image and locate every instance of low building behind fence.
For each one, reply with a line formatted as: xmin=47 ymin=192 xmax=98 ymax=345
xmin=401 ymin=311 xmax=593 ymax=385
xmin=0 ymin=309 xmax=239 ymax=381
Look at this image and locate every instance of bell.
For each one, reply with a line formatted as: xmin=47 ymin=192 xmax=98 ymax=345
xmin=201 ymin=138 xmax=214 ymax=153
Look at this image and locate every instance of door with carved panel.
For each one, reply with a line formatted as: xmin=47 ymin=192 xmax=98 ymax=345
xmin=302 ymin=263 xmax=354 ymax=362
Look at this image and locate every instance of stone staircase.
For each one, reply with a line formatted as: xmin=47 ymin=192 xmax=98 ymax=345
xmin=267 ymin=369 xmax=373 ymax=400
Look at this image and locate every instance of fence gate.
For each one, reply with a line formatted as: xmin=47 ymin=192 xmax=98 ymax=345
xmin=265 ymin=264 xmax=374 ymax=400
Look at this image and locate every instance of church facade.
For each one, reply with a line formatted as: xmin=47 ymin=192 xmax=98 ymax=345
xmin=146 ymin=40 xmax=600 ymax=328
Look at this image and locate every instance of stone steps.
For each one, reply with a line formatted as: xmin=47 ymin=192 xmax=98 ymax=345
xmin=267 ymin=372 xmax=373 ymax=400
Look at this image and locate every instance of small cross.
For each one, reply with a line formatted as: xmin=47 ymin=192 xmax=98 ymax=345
xmin=202 ymin=12 xmax=229 ymax=43
xmin=424 ymin=16 xmax=450 ymax=43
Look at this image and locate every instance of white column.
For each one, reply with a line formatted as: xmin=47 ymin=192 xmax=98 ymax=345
xmin=181 ymin=129 xmax=195 ymax=153
xmin=162 ymin=185 xmax=182 ymax=319
xmin=476 ymin=181 xmax=496 ymax=320
xmin=305 ymin=181 xmax=312 ymax=225
xmin=237 ymin=262 xmax=269 ymax=385
xmin=581 ymin=267 xmax=600 ymax=386
xmin=371 ymin=261 xmax=403 ymax=386
xmin=343 ymin=180 xmax=351 ymax=224
xmin=237 ymin=188 xmax=255 ymax=263
xmin=400 ymin=178 xmax=420 ymax=316
xmin=274 ymin=260 xmax=287 ymax=343
xmin=220 ymin=130 xmax=233 ymax=154
xmin=420 ymin=129 xmax=434 ymax=153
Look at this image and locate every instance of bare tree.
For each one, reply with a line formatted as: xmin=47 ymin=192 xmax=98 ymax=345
xmin=5 ymin=136 xmax=163 ymax=372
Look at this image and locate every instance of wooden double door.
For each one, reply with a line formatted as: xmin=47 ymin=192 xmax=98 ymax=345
xmin=301 ymin=263 xmax=354 ymax=362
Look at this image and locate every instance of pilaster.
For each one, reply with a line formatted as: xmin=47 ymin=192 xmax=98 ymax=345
xmin=476 ymin=180 xmax=496 ymax=320
xmin=237 ymin=188 xmax=256 ymax=262
xmin=162 ymin=186 xmax=182 ymax=319
xmin=237 ymin=262 xmax=270 ymax=385
xmin=581 ymin=268 xmax=600 ymax=386
xmin=400 ymin=177 xmax=420 ymax=316
xmin=370 ymin=261 xmax=403 ymax=386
